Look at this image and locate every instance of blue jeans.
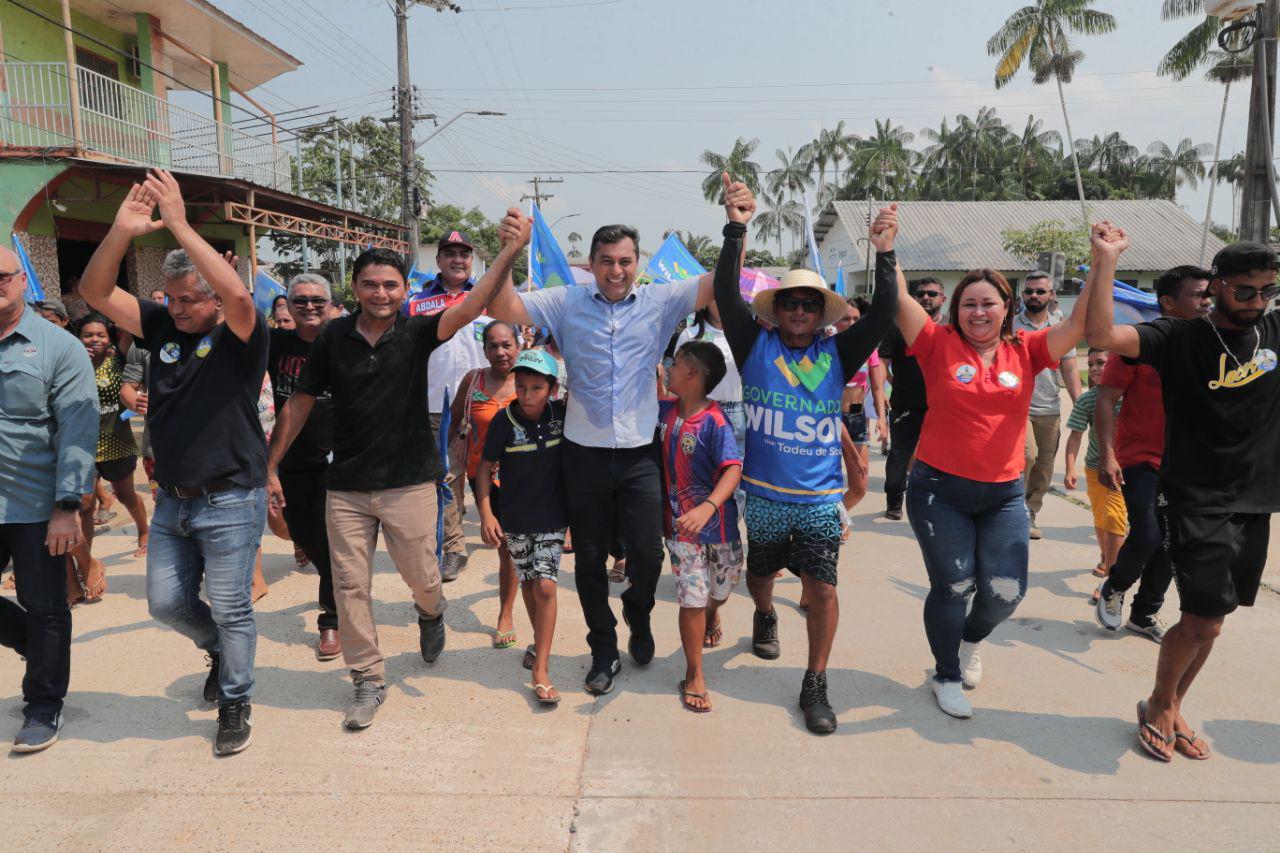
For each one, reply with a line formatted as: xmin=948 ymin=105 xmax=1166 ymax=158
xmin=147 ymin=485 xmax=265 ymax=703
xmin=906 ymin=461 xmax=1028 ymax=683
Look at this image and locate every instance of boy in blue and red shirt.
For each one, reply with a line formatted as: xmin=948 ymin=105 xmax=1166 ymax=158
xmin=659 ymin=340 xmax=743 ymax=713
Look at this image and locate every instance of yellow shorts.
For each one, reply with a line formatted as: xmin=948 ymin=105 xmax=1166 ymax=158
xmin=1085 ymin=468 xmax=1129 ymax=537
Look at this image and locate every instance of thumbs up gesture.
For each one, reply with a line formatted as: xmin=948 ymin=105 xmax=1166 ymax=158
xmin=722 ymin=172 xmax=756 ymax=225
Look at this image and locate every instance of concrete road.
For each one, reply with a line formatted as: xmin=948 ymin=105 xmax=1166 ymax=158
xmin=3 ymin=453 xmax=1278 ymax=852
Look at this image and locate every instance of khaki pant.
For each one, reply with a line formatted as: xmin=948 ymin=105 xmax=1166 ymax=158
xmin=1023 ymin=414 xmax=1060 ymax=519
xmin=428 ymin=412 xmax=467 ymax=556
xmin=327 ymin=482 xmax=446 ymax=684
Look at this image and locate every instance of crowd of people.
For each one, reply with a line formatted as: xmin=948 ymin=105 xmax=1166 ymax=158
xmin=0 ymin=167 xmax=1276 ymax=763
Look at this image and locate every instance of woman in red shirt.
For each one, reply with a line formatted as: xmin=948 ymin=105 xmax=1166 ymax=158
xmin=878 ymin=205 xmax=1121 ymax=718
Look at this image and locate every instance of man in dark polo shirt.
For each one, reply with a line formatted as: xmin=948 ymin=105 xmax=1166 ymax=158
xmin=267 ymin=209 xmax=530 ymax=730
xmin=879 ymin=277 xmax=946 ymax=520
xmin=80 ymin=170 xmax=266 ymax=757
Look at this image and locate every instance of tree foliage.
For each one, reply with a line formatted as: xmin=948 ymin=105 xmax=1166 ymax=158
xmin=1000 ymin=219 xmax=1091 ymax=268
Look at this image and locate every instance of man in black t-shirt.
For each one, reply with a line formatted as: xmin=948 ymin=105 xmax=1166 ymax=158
xmin=267 ymin=210 xmax=531 ymax=731
xmin=1088 ymin=234 xmax=1280 ymax=763
xmin=80 ymin=170 xmax=265 ymax=757
xmin=879 ymin=276 xmax=946 ymax=520
xmin=268 ymin=273 xmax=339 ymax=661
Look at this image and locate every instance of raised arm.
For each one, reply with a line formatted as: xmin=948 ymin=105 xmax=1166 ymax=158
xmin=440 ymin=208 xmax=531 ymax=340
xmin=696 ymin=172 xmax=756 ymax=310
xmin=872 ymin=205 xmax=927 ymax=347
xmin=143 ymin=170 xmax=256 ymax=342
xmin=712 ymin=221 xmax=759 ymax=367
xmin=1083 ymin=221 xmax=1140 ymax=359
xmin=835 ymin=209 xmax=900 ymax=381
xmin=80 ymin=184 xmax=165 ymax=337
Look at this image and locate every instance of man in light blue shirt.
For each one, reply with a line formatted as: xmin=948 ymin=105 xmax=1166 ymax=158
xmin=486 ymin=175 xmax=756 ymax=694
xmin=0 ymin=245 xmax=97 ymax=752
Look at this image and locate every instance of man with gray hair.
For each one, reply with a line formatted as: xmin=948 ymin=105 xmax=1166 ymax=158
xmin=267 ymin=272 xmax=339 ymax=660
xmin=79 ymin=170 xmax=268 ymax=757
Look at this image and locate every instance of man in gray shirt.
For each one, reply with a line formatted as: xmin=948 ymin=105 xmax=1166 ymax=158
xmin=1014 ymin=270 xmax=1083 ymax=539
xmin=0 ymin=245 xmax=97 ymax=752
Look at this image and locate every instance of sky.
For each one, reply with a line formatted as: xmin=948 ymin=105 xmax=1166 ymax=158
xmin=215 ymin=0 xmax=1248 ymax=257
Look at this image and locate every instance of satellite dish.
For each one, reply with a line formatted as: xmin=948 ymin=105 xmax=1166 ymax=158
xmin=1205 ymin=0 xmax=1258 ymax=22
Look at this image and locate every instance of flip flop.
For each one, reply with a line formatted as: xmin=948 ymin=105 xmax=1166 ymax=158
xmin=703 ymin=619 xmax=723 ymax=649
xmin=522 ymin=644 xmax=536 ymax=670
xmin=1136 ymin=700 xmax=1174 ymax=762
xmin=93 ymin=509 xmax=118 ymax=526
xmin=1092 ymin=563 xmax=1109 ymax=578
xmin=294 ymin=547 xmax=310 ymax=569
xmin=678 ymin=680 xmax=712 ymax=713
xmin=493 ymin=629 xmax=517 ymax=649
xmin=533 ymin=683 xmax=561 ymax=705
xmin=1175 ymin=730 xmax=1212 ymax=760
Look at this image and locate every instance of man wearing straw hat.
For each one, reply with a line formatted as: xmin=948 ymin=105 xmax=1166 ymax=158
xmin=712 ymin=215 xmax=898 ymax=733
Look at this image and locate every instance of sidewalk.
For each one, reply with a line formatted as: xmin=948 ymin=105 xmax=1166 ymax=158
xmin=3 ymin=453 xmax=1278 ymax=851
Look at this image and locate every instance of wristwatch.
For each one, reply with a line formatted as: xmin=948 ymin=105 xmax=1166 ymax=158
xmin=55 ymin=499 xmax=80 ymax=512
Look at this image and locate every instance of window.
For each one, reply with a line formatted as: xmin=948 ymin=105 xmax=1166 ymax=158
xmin=75 ymin=47 xmax=123 ymax=118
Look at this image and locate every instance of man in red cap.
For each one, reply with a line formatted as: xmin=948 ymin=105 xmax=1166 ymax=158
xmin=407 ymin=230 xmax=489 ymax=581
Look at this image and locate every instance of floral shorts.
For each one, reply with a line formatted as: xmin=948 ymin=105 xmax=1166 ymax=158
xmin=507 ymin=530 xmax=565 ymax=582
xmin=666 ymin=539 xmax=745 ymax=608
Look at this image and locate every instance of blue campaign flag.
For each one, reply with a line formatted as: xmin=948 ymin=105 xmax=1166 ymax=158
xmin=834 ymin=266 xmax=846 ymax=296
xmin=1078 ymin=265 xmax=1160 ymax=324
xmin=802 ymin=191 xmax=825 ymax=278
xmin=12 ymin=233 xmax=44 ymax=302
xmin=407 ymin=266 xmax=432 ymax=294
xmin=644 ymin=233 xmax=707 ymax=283
xmin=252 ymin=270 xmax=286 ymax=315
xmin=436 ymin=388 xmax=453 ymax=559
xmin=530 ymin=204 xmax=575 ymax=289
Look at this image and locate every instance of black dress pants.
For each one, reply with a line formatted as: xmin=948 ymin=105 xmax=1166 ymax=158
xmin=0 ymin=521 xmax=71 ymax=717
xmin=279 ymin=467 xmax=338 ymax=631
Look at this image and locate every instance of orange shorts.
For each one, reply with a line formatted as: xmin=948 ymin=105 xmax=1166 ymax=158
xmin=1085 ymin=468 xmax=1128 ymax=537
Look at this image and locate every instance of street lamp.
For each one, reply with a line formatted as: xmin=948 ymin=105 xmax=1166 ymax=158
xmin=549 ymin=212 xmax=579 ymax=231
xmin=415 ymin=110 xmax=505 ymax=150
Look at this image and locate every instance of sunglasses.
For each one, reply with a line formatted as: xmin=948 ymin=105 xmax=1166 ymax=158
xmin=290 ymin=296 xmax=329 ymax=308
xmin=915 ymin=290 xmax=943 ymax=299
xmin=1023 ymin=288 xmax=1049 ymax=296
xmin=1227 ymin=284 xmax=1280 ymax=303
xmin=776 ymin=296 xmax=824 ymax=314
xmin=0 ymin=269 xmax=22 ymax=285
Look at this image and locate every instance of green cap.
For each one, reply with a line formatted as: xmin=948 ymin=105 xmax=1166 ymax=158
xmin=512 ymin=348 xmax=559 ymax=380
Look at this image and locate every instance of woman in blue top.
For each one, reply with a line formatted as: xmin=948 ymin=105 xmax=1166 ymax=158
xmin=712 ymin=215 xmax=897 ymax=734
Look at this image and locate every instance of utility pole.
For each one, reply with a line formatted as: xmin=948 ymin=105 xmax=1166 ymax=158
xmin=294 ymin=133 xmax=309 ymax=271
xmin=333 ymin=121 xmax=346 ymax=286
xmin=521 ymin=176 xmax=563 ymax=208
xmin=395 ymin=0 xmax=418 ymax=265
xmin=1240 ymin=0 xmax=1280 ymax=242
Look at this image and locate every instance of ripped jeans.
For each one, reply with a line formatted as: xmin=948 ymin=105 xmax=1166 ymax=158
xmin=906 ymin=461 xmax=1029 ymax=683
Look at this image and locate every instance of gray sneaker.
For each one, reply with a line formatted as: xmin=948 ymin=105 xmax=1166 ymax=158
xmin=343 ymin=680 xmax=388 ymax=730
xmin=440 ymin=552 xmax=467 ymax=583
xmin=1126 ymin=614 xmax=1169 ymax=644
xmin=11 ymin=712 xmax=61 ymax=753
xmin=1095 ymin=581 xmax=1124 ymax=631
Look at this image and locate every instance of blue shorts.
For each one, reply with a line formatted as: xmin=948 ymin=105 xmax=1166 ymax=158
xmin=744 ymin=494 xmax=842 ymax=586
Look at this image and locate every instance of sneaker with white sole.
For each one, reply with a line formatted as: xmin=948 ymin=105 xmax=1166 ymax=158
xmin=958 ymin=641 xmax=982 ymax=689
xmin=1125 ymin=614 xmax=1168 ymax=644
xmin=931 ymin=679 xmax=972 ymax=718
xmin=1095 ymin=580 xmax=1124 ymax=631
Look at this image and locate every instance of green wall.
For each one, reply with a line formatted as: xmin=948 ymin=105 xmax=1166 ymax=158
xmin=0 ymin=159 xmax=66 ymax=236
xmin=0 ymin=0 xmax=140 ymax=86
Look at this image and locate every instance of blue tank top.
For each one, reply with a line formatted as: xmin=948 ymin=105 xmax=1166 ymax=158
xmin=740 ymin=330 xmax=845 ymax=503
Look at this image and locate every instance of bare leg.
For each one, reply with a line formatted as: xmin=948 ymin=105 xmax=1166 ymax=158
xmin=1143 ymin=613 xmax=1224 ymax=759
xmin=529 ymin=579 xmax=558 ymax=701
xmin=678 ymin=606 xmax=710 ymax=710
xmin=110 ymin=476 xmax=149 ymax=557
xmin=1101 ymin=530 xmax=1125 ymax=577
xmin=252 ymin=548 xmax=269 ymax=602
xmin=704 ymin=596 xmax=725 ymax=647
xmin=71 ymin=495 xmax=104 ymax=602
xmin=746 ymin=571 xmax=775 ymax=615
xmin=802 ymin=574 xmax=838 ymax=672
xmin=496 ymin=543 xmax=517 ymax=637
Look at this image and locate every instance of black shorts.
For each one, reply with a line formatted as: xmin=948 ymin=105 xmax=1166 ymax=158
xmin=96 ymin=455 xmax=137 ymax=483
xmin=1159 ymin=505 xmax=1271 ymax=617
xmin=468 ymin=477 xmax=500 ymax=524
xmin=744 ymin=494 xmax=842 ymax=586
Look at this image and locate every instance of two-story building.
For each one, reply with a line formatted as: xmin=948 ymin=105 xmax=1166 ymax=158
xmin=0 ymin=0 xmax=404 ymax=299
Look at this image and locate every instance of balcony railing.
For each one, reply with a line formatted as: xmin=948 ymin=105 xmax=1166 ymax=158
xmin=0 ymin=61 xmax=291 ymax=191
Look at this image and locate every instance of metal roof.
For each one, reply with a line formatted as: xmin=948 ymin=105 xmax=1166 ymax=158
xmin=814 ymin=199 xmax=1226 ymax=272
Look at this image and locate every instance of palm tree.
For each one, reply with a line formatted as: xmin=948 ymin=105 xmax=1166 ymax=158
xmin=920 ymin=117 xmax=965 ymax=198
xmin=988 ymin=0 xmax=1118 ymax=222
xmin=700 ymin=137 xmax=762 ymax=202
xmin=1212 ymin=151 xmax=1247 ymax=233
xmin=848 ymin=119 xmax=915 ymax=199
xmin=1147 ymin=138 xmax=1213 ymax=198
xmin=567 ymin=230 xmax=582 ymax=258
xmin=753 ymin=190 xmax=802 ymax=258
xmin=769 ymin=145 xmax=814 ymax=203
xmin=814 ymin=121 xmax=858 ymax=190
xmin=1014 ymin=114 xmax=1062 ymax=195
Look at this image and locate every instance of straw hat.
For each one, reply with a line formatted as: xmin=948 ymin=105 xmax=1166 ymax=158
xmin=751 ymin=269 xmax=848 ymax=328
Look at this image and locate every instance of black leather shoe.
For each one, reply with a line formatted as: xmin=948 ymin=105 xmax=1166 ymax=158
xmin=202 ymin=652 xmax=221 ymax=704
xmin=418 ymin=613 xmax=446 ymax=663
xmin=799 ymin=670 xmax=837 ymax=734
xmin=623 ymin=612 xmax=654 ymax=666
xmin=584 ymin=657 xmax=621 ymax=696
xmin=752 ymin=608 xmax=780 ymax=660
xmin=884 ymin=506 xmax=903 ymax=521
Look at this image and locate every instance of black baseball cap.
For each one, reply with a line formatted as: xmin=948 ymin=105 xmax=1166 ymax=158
xmin=437 ymin=230 xmax=475 ymax=251
xmin=1211 ymin=241 xmax=1280 ymax=278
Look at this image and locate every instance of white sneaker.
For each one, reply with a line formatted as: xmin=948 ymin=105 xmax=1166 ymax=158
xmin=931 ymin=679 xmax=973 ymax=718
xmin=958 ymin=641 xmax=982 ymax=689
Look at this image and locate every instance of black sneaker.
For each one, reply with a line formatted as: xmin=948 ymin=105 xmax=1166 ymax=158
xmin=884 ymin=506 xmax=903 ymax=521
xmin=11 ymin=712 xmax=62 ymax=753
xmin=202 ymin=652 xmax=221 ymax=704
xmin=623 ymin=611 xmax=654 ymax=666
xmin=214 ymin=700 xmax=253 ymax=756
xmin=752 ymin=608 xmax=780 ymax=660
xmin=799 ymin=670 xmax=837 ymax=734
xmin=418 ymin=613 xmax=446 ymax=663
xmin=584 ymin=656 xmax=621 ymax=696
xmin=440 ymin=552 xmax=467 ymax=583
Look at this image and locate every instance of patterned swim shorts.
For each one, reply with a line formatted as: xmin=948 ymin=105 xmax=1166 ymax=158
xmin=507 ymin=530 xmax=566 ymax=582
xmin=665 ymin=539 xmax=744 ymax=608
xmin=744 ymin=494 xmax=842 ymax=586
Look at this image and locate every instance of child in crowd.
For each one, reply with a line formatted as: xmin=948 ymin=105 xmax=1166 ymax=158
xmin=659 ymin=341 xmax=743 ymax=713
xmin=477 ymin=349 xmax=568 ymax=705
xmin=1064 ymin=348 xmax=1128 ymax=596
